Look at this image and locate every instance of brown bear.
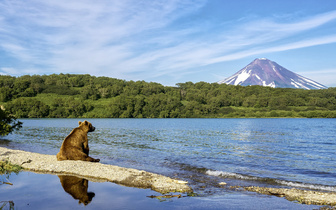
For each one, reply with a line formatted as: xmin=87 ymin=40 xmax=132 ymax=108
xmin=58 ymin=175 xmax=95 ymax=205
xmin=56 ymin=120 xmax=100 ymax=162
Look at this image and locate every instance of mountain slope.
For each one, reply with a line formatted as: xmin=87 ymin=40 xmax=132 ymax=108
xmin=218 ymin=58 xmax=327 ymax=89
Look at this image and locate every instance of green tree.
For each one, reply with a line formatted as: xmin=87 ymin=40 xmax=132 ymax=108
xmin=0 ymin=87 xmax=12 ymax=102
xmin=0 ymin=109 xmax=22 ymax=136
xmin=3 ymin=73 xmax=336 ymax=119
xmin=6 ymin=98 xmax=50 ymax=118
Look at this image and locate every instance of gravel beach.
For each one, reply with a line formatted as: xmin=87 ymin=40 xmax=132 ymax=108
xmin=0 ymin=147 xmax=192 ymax=194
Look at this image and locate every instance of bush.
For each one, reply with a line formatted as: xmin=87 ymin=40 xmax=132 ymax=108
xmin=0 ymin=109 xmax=22 ymax=136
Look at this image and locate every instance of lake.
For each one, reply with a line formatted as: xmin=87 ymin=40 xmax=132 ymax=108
xmin=1 ymin=118 xmax=335 ymax=209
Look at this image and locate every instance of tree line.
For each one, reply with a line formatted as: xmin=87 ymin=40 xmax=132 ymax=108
xmin=1 ymin=74 xmax=336 ymax=118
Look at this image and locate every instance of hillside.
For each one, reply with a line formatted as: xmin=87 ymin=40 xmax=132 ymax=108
xmin=1 ymin=74 xmax=336 ymax=118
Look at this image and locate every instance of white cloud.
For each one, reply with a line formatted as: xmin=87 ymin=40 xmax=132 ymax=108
xmin=0 ymin=0 xmax=204 ymax=76
xmin=0 ymin=67 xmax=19 ymax=75
xmin=208 ymin=35 xmax=336 ymax=64
xmin=0 ymin=67 xmax=40 ymax=75
xmin=0 ymin=1 xmax=336 ymax=83
xmin=114 ymin=9 xmax=336 ymax=79
xmin=299 ymin=69 xmax=336 ymax=87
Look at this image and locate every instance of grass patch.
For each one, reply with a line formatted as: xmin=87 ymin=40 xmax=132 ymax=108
xmin=0 ymin=160 xmax=22 ymax=175
xmin=0 ymin=160 xmax=22 ymax=186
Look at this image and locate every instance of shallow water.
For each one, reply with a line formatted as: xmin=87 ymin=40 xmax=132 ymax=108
xmin=0 ymin=172 xmax=319 ymax=209
xmin=1 ymin=118 xmax=336 ymax=209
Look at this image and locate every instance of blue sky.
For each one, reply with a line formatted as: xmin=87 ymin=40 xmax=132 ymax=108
xmin=0 ymin=0 xmax=336 ymax=87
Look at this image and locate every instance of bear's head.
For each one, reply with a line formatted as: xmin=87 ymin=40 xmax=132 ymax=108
xmin=78 ymin=120 xmax=95 ymax=132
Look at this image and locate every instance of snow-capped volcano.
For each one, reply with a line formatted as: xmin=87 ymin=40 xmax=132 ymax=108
xmin=218 ymin=58 xmax=327 ymax=89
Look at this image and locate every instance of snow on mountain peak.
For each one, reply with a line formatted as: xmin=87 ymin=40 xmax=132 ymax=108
xmin=234 ymin=68 xmax=251 ymax=85
xmin=218 ymin=58 xmax=327 ymax=90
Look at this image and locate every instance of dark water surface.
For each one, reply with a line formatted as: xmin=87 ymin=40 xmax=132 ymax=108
xmin=1 ymin=118 xmax=335 ymax=209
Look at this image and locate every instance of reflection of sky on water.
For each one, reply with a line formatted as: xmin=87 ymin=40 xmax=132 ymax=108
xmin=0 ymin=172 xmax=161 ymax=209
xmin=0 ymin=172 xmax=316 ymax=210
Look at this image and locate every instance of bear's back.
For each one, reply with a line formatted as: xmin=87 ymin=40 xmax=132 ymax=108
xmin=63 ymin=127 xmax=86 ymax=146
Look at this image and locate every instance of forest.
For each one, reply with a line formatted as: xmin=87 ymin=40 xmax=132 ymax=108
xmin=1 ymin=74 xmax=336 ymax=118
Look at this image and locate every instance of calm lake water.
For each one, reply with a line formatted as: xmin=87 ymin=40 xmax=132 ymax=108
xmin=1 ymin=118 xmax=335 ymax=209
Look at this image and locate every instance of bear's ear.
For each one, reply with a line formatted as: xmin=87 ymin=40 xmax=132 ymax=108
xmin=84 ymin=120 xmax=88 ymax=125
xmin=78 ymin=121 xmax=82 ymax=125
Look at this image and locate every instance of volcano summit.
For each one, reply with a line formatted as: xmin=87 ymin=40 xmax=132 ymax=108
xmin=219 ymin=58 xmax=327 ymax=90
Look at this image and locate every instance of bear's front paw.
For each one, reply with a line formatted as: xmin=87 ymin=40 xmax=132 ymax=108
xmin=94 ymin=159 xmax=100 ymax=162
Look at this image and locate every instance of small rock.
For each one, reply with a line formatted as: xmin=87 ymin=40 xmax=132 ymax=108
xmin=174 ymin=180 xmax=188 ymax=184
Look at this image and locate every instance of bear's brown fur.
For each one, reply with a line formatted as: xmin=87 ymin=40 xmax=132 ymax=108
xmin=56 ymin=120 xmax=100 ymax=162
xmin=58 ymin=175 xmax=95 ymax=205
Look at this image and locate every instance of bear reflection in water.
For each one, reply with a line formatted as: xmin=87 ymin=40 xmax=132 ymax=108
xmin=58 ymin=175 xmax=95 ymax=205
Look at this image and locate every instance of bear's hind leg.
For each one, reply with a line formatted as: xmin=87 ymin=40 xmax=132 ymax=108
xmin=70 ymin=151 xmax=100 ymax=162
xmin=56 ymin=151 xmax=67 ymax=161
xmin=64 ymin=148 xmax=88 ymax=161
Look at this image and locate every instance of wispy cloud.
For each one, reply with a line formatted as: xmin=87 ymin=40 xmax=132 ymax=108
xmin=0 ymin=0 xmax=207 ymax=77
xmin=208 ymin=34 xmax=336 ymax=64
xmin=121 ymin=10 xmax=336 ymax=78
xmin=300 ymin=68 xmax=336 ymax=87
xmin=0 ymin=0 xmax=336 ymax=83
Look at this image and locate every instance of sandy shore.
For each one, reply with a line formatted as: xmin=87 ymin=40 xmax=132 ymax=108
xmin=0 ymin=147 xmax=192 ymax=194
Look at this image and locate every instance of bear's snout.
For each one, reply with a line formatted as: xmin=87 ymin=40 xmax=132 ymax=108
xmin=89 ymin=126 xmax=95 ymax=132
